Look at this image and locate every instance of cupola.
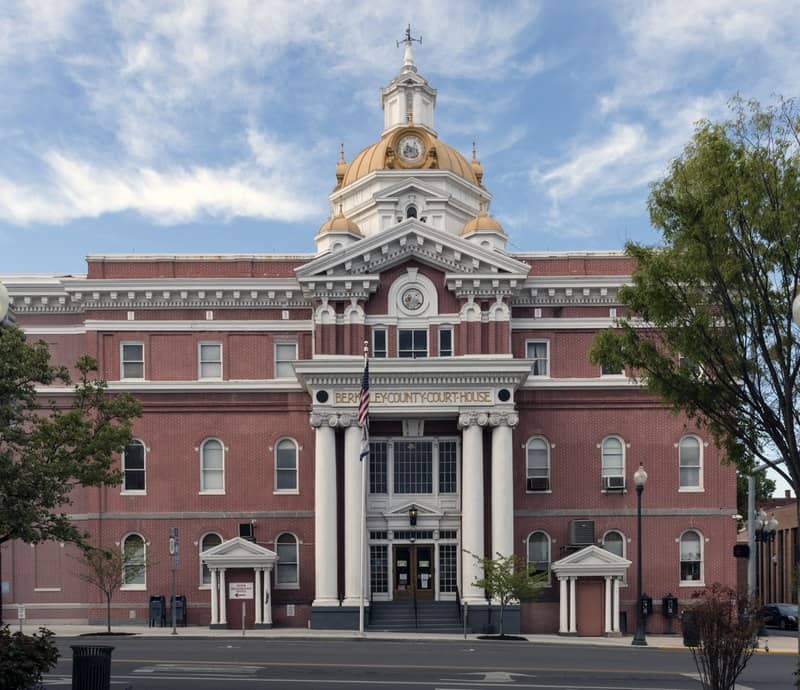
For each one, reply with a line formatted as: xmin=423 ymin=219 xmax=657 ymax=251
xmin=315 ymin=204 xmax=362 ymax=254
xmin=461 ymin=199 xmax=506 ymax=251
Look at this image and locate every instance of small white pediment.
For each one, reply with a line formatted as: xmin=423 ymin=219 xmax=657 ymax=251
xmin=551 ymin=545 xmax=631 ymax=578
xmin=201 ymin=536 xmax=278 ymax=570
xmin=385 ymin=502 xmax=441 ymax=518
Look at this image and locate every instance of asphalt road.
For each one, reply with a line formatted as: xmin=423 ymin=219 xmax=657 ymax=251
xmin=44 ymin=636 xmax=795 ymax=690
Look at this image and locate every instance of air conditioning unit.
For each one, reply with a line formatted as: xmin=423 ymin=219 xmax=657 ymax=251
xmin=527 ymin=477 xmax=550 ymax=492
xmin=569 ymin=519 xmax=595 ymax=546
xmin=602 ymin=475 xmax=626 ymax=491
xmin=239 ymin=523 xmax=255 ymax=542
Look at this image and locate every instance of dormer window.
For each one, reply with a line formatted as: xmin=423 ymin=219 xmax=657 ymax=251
xmin=406 ymin=205 xmax=417 ymax=219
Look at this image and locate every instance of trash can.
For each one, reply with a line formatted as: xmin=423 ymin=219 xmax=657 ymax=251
xmin=170 ymin=594 xmax=187 ymax=626
xmin=71 ymin=645 xmax=114 ymax=690
xmin=682 ymin=610 xmax=700 ymax=646
xmin=149 ymin=594 xmax=165 ymax=627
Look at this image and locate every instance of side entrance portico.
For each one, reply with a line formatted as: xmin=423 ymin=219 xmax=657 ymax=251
xmin=200 ymin=537 xmax=278 ymax=629
xmin=551 ymin=545 xmax=630 ymax=637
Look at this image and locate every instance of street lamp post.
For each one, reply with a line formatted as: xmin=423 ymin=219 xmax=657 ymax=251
xmin=632 ymin=463 xmax=648 ymax=646
xmin=754 ymin=509 xmax=778 ymax=606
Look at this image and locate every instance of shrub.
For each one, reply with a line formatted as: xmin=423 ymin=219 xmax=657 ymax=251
xmin=0 ymin=626 xmax=59 ymax=690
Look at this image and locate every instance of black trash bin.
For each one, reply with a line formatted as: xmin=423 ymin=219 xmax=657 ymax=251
xmin=682 ymin=610 xmax=700 ymax=646
xmin=71 ymin=645 xmax=114 ymax=690
xmin=170 ymin=594 xmax=187 ymax=627
xmin=149 ymin=594 xmax=166 ymax=627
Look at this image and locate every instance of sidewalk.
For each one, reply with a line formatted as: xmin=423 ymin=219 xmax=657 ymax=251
xmin=10 ymin=622 xmax=799 ymax=654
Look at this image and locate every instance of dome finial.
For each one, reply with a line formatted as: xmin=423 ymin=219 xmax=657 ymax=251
xmin=397 ymin=24 xmax=421 ymax=73
xmin=339 ymin=143 xmax=345 ymax=164
xmin=472 ymin=140 xmax=477 ymax=162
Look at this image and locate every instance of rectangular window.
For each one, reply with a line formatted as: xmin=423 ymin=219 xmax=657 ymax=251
xmin=373 ymin=328 xmax=387 ymax=358
xmin=398 ymin=329 xmax=428 ymax=358
xmin=394 ymin=440 xmax=432 ymax=493
xmin=121 ymin=342 xmax=144 ymax=380
xmin=526 ymin=340 xmax=549 ymax=376
xmin=600 ymin=361 xmax=623 ymax=376
xmin=274 ymin=342 xmax=297 ymax=378
xmin=438 ymin=327 xmax=453 ymax=357
xmin=275 ymin=440 xmax=298 ymax=492
xmin=198 ymin=342 xmax=222 ymax=380
xmin=276 ymin=537 xmax=298 ymax=586
xmin=369 ymin=441 xmax=388 ymax=494
xmin=370 ymin=544 xmax=389 ymax=594
xmin=122 ymin=441 xmax=145 ymax=493
xmin=438 ymin=440 xmax=457 ymax=493
xmin=439 ymin=544 xmax=457 ymax=593
xmin=526 ymin=439 xmax=550 ymax=492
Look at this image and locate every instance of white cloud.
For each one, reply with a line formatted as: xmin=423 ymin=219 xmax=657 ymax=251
xmin=0 ymin=0 xmax=80 ymax=65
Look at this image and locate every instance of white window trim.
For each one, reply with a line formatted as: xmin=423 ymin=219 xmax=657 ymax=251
xmin=198 ymin=532 xmax=223 ymax=588
xmin=372 ymin=326 xmax=388 ymax=358
xmin=198 ymin=341 xmax=223 ymax=381
xmin=397 ymin=327 xmax=429 ymax=359
xmin=275 ymin=532 xmax=300 ymax=590
xmin=525 ymin=436 xmax=551 ymax=493
xmin=600 ymin=529 xmax=628 ymax=584
xmin=600 ymin=436 xmax=626 ymax=492
xmin=199 ymin=438 xmax=226 ymax=495
xmin=120 ymin=341 xmax=145 ymax=381
xmin=274 ymin=437 xmax=300 ymax=495
xmin=678 ymin=435 xmax=704 ymax=492
xmin=274 ymin=340 xmax=297 ymax=379
xmin=527 ymin=530 xmax=552 ymax=587
xmin=525 ymin=339 xmax=550 ymax=377
xmin=120 ymin=533 xmax=146 ymax=590
xmin=679 ymin=529 xmax=705 ymax=587
xmin=121 ymin=438 xmax=146 ymax=495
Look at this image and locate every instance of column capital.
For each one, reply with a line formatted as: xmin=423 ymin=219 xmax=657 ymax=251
xmin=489 ymin=411 xmax=519 ymax=428
xmin=458 ymin=411 xmax=490 ymax=429
xmin=310 ymin=411 xmax=355 ymax=428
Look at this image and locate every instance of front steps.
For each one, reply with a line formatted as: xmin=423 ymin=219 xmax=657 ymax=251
xmin=367 ymin=600 xmax=466 ymax=633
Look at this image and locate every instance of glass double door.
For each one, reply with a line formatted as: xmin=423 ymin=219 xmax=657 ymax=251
xmin=393 ymin=545 xmax=434 ymax=600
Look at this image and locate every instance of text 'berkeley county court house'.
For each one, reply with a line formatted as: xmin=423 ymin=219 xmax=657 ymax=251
xmin=0 ymin=37 xmax=736 ymax=636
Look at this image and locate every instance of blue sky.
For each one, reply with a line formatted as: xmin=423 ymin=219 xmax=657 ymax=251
xmin=1 ymin=0 xmax=799 ymax=274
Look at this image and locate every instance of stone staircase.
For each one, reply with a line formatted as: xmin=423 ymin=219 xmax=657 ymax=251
xmin=367 ymin=600 xmax=465 ymax=633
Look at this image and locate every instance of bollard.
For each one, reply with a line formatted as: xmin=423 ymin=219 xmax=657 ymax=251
xmin=71 ymin=645 xmax=114 ymax=690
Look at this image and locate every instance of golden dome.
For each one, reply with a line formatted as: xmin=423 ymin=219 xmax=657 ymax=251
xmin=461 ymin=202 xmax=505 ymax=237
xmin=318 ymin=204 xmax=362 ymax=236
xmin=341 ymin=127 xmax=479 ymax=188
xmin=470 ymin=141 xmax=484 ymax=185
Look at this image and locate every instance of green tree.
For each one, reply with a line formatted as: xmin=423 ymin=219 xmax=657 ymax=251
xmin=0 ymin=325 xmax=141 ymax=547
xmin=469 ymin=551 xmax=547 ymax=637
xmin=590 ymin=96 xmax=800 ymax=660
xmin=0 ymin=626 xmax=59 ymax=690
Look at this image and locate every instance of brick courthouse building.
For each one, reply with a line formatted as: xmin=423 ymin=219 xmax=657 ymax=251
xmin=1 ymin=41 xmax=737 ymax=635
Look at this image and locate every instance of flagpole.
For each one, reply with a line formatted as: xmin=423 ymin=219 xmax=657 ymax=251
xmin=358 ymin=340 xmax=369 ymax=635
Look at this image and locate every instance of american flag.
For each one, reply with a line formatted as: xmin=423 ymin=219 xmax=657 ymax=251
xmin=358 ymin=359 xmax=369 ymax=460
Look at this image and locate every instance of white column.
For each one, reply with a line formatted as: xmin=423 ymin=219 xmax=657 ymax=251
xmin=434 ymin=541 xmax=441 ymax=601
xmin=490 ymin=413 xmax=517 ymax=561
xmin=219 ymin=568 xmax=227 ymax=625
xmin=612 ymin=577 xmax=621 ymax=632
xmin=210 ymin=569 xmax=219 ymax=625
xmin=460 ymin=412 xmax=487 ymax=603
xmin=264 ymin=569 xmax=273 ymax=625
xmin=568 ymin=576 xmax=577 ymax=633
xmin=559 ymin=577 xmax=568 ymax=633
xmin=343 ymin=422 xmax=363 ymax=606
xmin=312 ymin=414 xmax=339 ymax=606
xmin=604 ymin=576 xmax=611 ymax=633
xmin=254 ymin=568 xmax=262 ymax=625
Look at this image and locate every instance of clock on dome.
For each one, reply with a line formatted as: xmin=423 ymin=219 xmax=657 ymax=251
xmin=397 ymin=133 xmax=425 ymax=163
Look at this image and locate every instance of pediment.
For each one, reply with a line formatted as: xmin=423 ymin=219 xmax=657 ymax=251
xmin=200 ymin=536 xmax=278 ymax=569
xmin=385 ymin=502 xmax=442 ymax=518
xmin=296 ymin=221 xmax=530 ymax=301
xmin=551 ymin=545 xmax=631 ymax=578
xmin=371 ymin=177 xmax=451 ymax=204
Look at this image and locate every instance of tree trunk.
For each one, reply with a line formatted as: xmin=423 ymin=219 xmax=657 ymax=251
xmin=106 ymin=592 xmax=112 ymax=634
xmin=499 ymin=603 xmax=504 ymax=637
xmin=795 ymin=500 xmax=799 ymax=656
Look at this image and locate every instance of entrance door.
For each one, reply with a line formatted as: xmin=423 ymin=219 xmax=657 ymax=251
xmin=393 ymin=545 xmax=435 ymax=601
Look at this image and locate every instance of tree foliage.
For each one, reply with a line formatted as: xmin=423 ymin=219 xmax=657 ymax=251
xmin=736 ymin=469 xmax=776 ymax=518
xmin=469 ymin=551 xmax=547 ymax=637
xmin=0 ymin=325 xmax=141 ymax=546
xmin=0 ymin=626 xmax=59 ymax=690
xmin=590 ymin=96 xmax=800 ymax=491
xmin=683 ymin=584 xmax=761 ymax=690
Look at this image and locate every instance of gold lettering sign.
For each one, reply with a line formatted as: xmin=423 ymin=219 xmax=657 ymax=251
xmin=333 ymin=390 xmax=492 ymax=406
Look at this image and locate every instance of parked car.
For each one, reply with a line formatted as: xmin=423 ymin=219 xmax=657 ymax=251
xmin=760 ymin=603 xmax=798 ymax=630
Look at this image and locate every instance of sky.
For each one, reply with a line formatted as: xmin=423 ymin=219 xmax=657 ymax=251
xmin=1 ymin=0 xmax=798 ymax=274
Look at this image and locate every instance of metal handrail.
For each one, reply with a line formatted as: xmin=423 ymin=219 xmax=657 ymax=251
xmin=455 ymin=586 xmax=462 ymax=623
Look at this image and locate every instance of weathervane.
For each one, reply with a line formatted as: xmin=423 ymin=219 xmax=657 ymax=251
xmin=397 ymin=24 xmax=422 ymax=49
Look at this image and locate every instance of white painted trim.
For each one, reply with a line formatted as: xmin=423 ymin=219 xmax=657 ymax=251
xmin=512 ymin=318 xmax=618 ymax=330
xmin=38 ymin=380 xmax=305 ymax=394
xmin=85 ymin=320 xmax=312 ymax=332
xmin=33 ymin=587 xmax=62 ymax=592
xmin=21 ymin=326 xmax=87 ymax=335
xmin=521 ymin=377 xmax=641 ymax=389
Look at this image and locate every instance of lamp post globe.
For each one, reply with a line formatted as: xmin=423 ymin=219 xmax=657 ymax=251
xmin=632 ymin=462 xmax=648 ymax=646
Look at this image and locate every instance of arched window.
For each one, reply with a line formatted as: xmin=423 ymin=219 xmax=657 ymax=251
xmin=276 ymin=533 xmax=299 ymax=588
xmin=200 ymin=532 xmax=222 ymax=585
xmin=406 ymin=205 xmax=417 ymax=219
xmin=527 ymin=531 xmax=551 ymax=582
xmin=526 ymin=437 xmax=550 ymax=492
xmin=121 ymin=533 xmax=146 ymax=588
xmin=680 ymin=530 xmax=703 ymax=583
xmin=122 ymin=439 xmax=146 ymax=493
xmin=601 ymin=436 xmax=625 ymax=491
xmin=679 ymin=436 xmax=702 ymax=490
xmin=602 ymin=530 xmax=625 ymax=558
xmin=200 ymin=439 xmax=224 ymax=493
xmin=275 ymin=439 xmax=298 ymax=492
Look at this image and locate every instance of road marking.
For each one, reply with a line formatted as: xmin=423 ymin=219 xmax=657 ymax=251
xmin=134 ymin=663 xmax=262 ymax=675
xmin=440 ymin=672 xmax=538 ymax=683
xmin=681 ymin=673 xmax=754 ymax=690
